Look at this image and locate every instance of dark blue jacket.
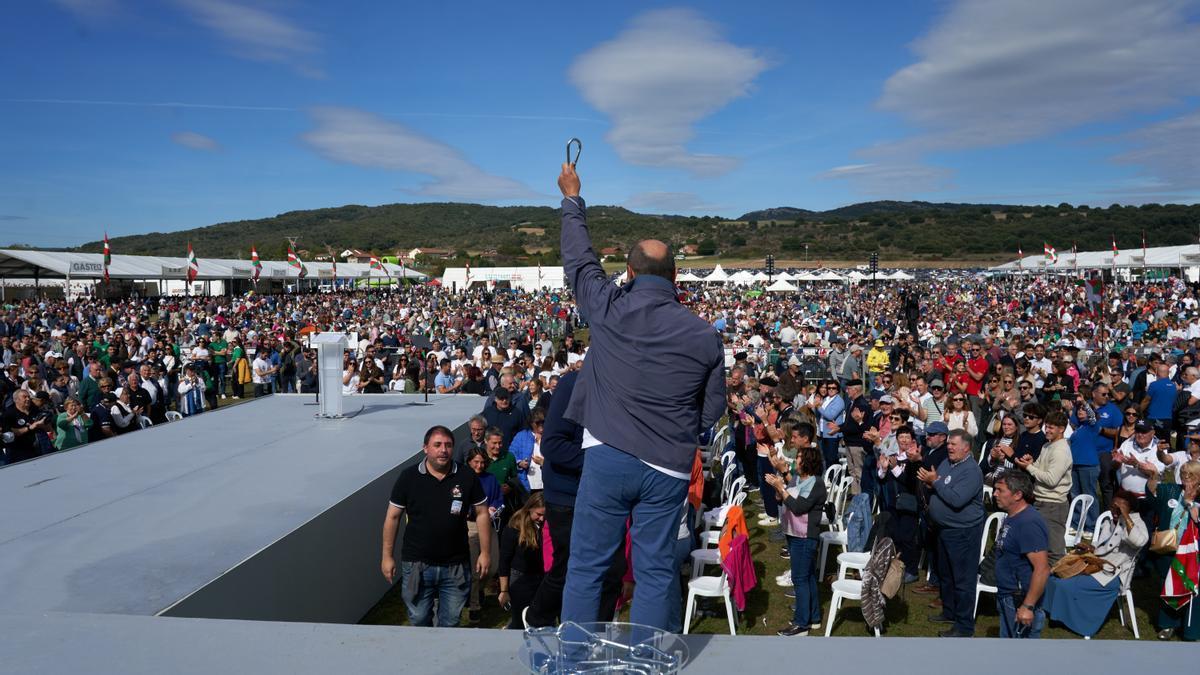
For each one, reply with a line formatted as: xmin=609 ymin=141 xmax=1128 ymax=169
xmin=542 ymin=370 xmax=584 ymax=507
xmin=560 ymin=197 xmax=726 ymax=475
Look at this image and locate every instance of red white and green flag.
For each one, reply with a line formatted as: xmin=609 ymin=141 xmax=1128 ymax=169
xmin=250 ymin=246 xmax=262 ymax=282
xmin=103 ymin=232 xmax=111 ymax=284
xmin=1043 ymin=242 xmax=1057 ymax=264
xmin=287 ymin=243 xmax=306 ymax=278
xmin=1161 ymin=520 xmax=1198 ymax=611
xmin=1112 ymin=235 xmax=1118 ymax=259
xmin=186 ymin=242 xmax=199 ymax=283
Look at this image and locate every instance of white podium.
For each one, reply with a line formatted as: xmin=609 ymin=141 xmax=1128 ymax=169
xmin=309 ymin=332 xmax=348 ymax=418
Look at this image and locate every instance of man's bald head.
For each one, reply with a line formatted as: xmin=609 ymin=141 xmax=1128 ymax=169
xmin=628 ymin=239 xmax=675 ymax=282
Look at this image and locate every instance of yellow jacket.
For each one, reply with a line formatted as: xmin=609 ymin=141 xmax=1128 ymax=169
xmin=866 ymin=347 xmax=890 ymax=373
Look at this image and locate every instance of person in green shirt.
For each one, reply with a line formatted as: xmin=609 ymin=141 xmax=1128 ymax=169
xmin=54 ymin=397 xmax=93 ymax=451
xmin=209 ymin=337 xmax=230 ymax=398
xmin=484 ymin=428 xmax=518 ymax=494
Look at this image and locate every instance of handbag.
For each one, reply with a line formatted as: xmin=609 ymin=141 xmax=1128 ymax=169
xmin=881 ymin=557 xmax=906 ymax=599
xmin=1052 ymin=552 xmax=1115 ymax=579
xmin=1150 ymin=527 xmax=1179 ymax=555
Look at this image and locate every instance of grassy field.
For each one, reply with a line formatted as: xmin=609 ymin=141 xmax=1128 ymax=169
xmin=360 ymin=486 xmax=1164 ymax=640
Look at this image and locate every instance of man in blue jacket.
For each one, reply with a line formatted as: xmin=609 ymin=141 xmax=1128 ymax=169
xmin=918 ymin=428 xmax=985 ymax=638
xmin=557 ymin=162 xmax=726 ymax=632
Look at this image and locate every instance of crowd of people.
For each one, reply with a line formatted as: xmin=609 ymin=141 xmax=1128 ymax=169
xmin=5 ymin=253 xmax=1200 ymax=641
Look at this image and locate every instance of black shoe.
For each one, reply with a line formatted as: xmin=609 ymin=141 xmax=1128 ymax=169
xmin=468 ymin=609 xmax=481 ymax=624
xmin=779 ymin=546 xmax=790 ymax=559
xmin=938 ymin=628 xmax=973 ymax=638
xmin=777 ymin=623 xmax=810 ymax=637
xmin=927 ymin=613 xmax=953 ymax=624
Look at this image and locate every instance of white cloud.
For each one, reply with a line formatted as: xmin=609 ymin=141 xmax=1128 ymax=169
xmin=301 ymin=107 xmax=540 ymax=201
xmin=174 ymin=0 xmax=322 ymax=76
xmin=171 ymin=131 xmax=220 ymax=151
xmin=874 ymin=0 xmax=1200 ymax=154
xmin=625 ymin=191 xmax=721 ymax=213
xmin=569 ymin=8 xmax=768 ymax=176
xmin=817 ymin=162 xmax=953 ymax=196
xmin=1110 ymin=110 xmax=1200 ymax=196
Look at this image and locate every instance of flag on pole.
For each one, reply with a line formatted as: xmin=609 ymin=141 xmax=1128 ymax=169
xmin=1161 ymin=520 xmax=1198 ymax=611
xmin=1043 ymin=242 xmax=1057 ymax=264
xmin=103 ymin=232 xmax=111 ymax=285
xmin=1143 ymin=230 xmax=1148 ymax=259
xmin=1072 ymin=241 xmax=1078 ymax=272
xmin=186 ymin=242 xmax=199 ymax=283
xmin=251 ymin=246 xmax=262 ymax=282
xmin=331 ymin=256 xmax=337 ymax=281
xmin=465 ymin=261 xmax=471 ymax=289
xmin=1112 ymin=235 xmax=1118 ymax=259
xmin=287 ymin=242 xmax=305 ymax=278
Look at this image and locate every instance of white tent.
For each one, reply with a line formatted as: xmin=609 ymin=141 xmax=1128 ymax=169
xmin=729 ymin=270 xmax=757 ymax=285
xmin=815 ymin=270 xmax=844 ymax=282
xmin=888 ymin=270 xmax=916 ymax=280
xmin=704 ymin=265 xmax=729 ymax=283
xmin=677 ymin=271 xmax=702 ymax=282
xmin=773 ymin=271 xmax=795 ymax=281
xmin=846 ymin=270 xmax=867 ymax=281
xmin=793 ymin=271 xmax=822 ymax=282
xmin=752 ymin=271 xmax=770 ymax=282
xmin=765 ymin=278 xmax=798 ymax=292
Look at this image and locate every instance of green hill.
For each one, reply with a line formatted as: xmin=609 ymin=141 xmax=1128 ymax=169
xmin=72 ymin=200 xmax=1200 ymax=264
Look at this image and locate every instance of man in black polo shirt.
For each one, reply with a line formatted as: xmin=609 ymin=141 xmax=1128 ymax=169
xmin=380 ymin=425 xmax=491 ymax=627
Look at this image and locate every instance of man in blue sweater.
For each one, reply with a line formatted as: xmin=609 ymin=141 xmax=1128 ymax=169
xmin=557 ymin=162 xmax=726 ymax=632
xmin=919 ymin=428 xmax=985 ymax=637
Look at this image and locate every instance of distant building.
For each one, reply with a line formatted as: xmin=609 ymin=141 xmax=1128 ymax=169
xmin=340 ymin=249 xmax=375 ymax=263
xmin=406 ymin=247 xmax=453 ymax=261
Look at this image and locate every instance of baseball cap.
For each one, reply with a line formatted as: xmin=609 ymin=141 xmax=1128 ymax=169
xmin=880 ymin=395 xmax=895 ymax=405
xmin=846 ymin=378 xmax=863 ymax=388
xmin=929 ymin=379 xmax=945 ymax=389
xmin=1133 ymin=420 xmax=1154 ymax=433
xmin=926 ymin=421 xmax=950 ymax=435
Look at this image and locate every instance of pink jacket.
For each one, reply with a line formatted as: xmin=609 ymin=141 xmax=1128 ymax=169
xmin=721 ymin=533 xmax=757 ymax=612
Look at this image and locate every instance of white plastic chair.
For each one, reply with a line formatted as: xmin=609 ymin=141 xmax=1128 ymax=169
xmin=1089 ymin=511 xmax=1140 ymax=639
xmin=683 ymin=571 xmax=737 ymax=635
xmin=165 ymin=411 xmax=183 ymax=422
xmin=835 ymin=551 xmax=871 ymax=579
xmin=138 ymin=415 xmax=153 ymax=428
xmin=824 ymin=558 xmax=882 ymax=637
xmin=1065 ymin=494 xmax=1094 ymax=546
xmin=973 ymin=511 xmax=1007 ymax=617
xmin=823 ymin=463 xmax=845 ymax=491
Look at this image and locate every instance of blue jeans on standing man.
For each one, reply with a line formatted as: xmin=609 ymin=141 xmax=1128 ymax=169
xmin=1070 ymin=464 xmax=1101 ymax=531
xmin=787 ymin=536 xmax=821 ymax=629
xmin=400 ymin=561 xmax=471 ymax=627
xmin=996 ymin=594 xmax=1044 ymax=638
xmin=936 ymin=523 xmax=984 ymax=636
xmin=563 ymin=443 xmax=690 ymax=632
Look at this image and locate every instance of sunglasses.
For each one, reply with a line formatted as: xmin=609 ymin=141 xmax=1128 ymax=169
xmin=888 ymin=415 xmax=902 ymax=421
xmin=1124 ymin=412 xmax=1139 ymax=417
xmin=953 ymin=397 xmax=966 ymax=401
xmin=1019 ymin=384 xmax=1032 ymax=389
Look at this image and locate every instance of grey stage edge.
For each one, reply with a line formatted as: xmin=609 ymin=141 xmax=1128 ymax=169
xmin=0 ymin=393 xmax=482 ymax=623
xmin=0 ymin=612 xmax=1187 ymax=675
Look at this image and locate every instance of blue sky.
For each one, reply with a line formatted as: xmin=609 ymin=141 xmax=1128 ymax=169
xmin=2 ymin=0 xmax=1198 ymax=248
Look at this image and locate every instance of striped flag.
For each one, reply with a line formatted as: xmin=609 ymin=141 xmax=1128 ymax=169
xmin=186 ymin=242 xmax=199 ymax=283
xmin=103 ymin=232 xmax=111 ymax=284
xmin=287 ymin=242 xmax=306 ymax=278
xmin=1043 ymin=242 xmax=1057 ymax=264
xmin=1161 ymin=520 xmax=1198 ymax=610
xmin=1112 ymin=235 xmax=1118 ymax=259
xmin=251 ymin=246 xmax=262 ymax=282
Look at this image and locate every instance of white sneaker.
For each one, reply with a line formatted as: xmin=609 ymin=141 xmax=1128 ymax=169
xmin=221 ymin=394 xmax=227 ymax=399
xmin=759 ymin=517 xmax=779 ymax=526
xmin=775 ymin=572 xmax=793 ymax=587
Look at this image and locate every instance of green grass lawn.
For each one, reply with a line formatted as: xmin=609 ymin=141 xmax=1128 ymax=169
xmin=361 ymin=489 xmax=1163 ymax=640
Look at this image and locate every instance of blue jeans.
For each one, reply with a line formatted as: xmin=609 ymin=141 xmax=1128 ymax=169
xmin=666 ymin=503 xmax=696 ymax=633
xmin=400 ymin=561 xmax=470 ymax=627
xmin=787 ymin=536 xmax=820 ymax=628
xmin=819 ymin=437 xmax=840 ymax=471
xmin=1070 ymin=465 xmax=1101 ymax=531
xmin=563 ymin=443 xmax=690 ymax=631
xmin=757 ymin=455 xmax=779 ymax=519
xmin=936 ymin=523 xmax=983 ymax=635
xmin=997 ymin=594 xmax=1044 ymax=638
xmin=215 ymin=362 xmax=227 ymax=396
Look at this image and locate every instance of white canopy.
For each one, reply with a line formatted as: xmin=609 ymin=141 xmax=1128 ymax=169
xmin=793 ymin=271 xmax=822 ymax=282
xmin=704 ymin=264 xmax=729 ymax=282
xmin=752 ymin=271 xmax=769 ymax=282
xmin=728 ymin=270 xmax=757 ymax=285
xmin=888 ymin=270 xmax=916 ymax=280
xmin=677 ymin=271 xmax=702 ymax=282
xmin=815 ymin=270 xmax=844 ymax=282
xmin=846 ymin=270 xmax=867 ymax=281
xmin=765 ymin=278 xmax=799 ymax=292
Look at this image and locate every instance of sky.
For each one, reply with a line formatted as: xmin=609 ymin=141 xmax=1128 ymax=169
xmin=1 ymin=0 xmax=1198 ymax=248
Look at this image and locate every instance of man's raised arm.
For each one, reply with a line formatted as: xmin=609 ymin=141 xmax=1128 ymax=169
xmin=558 ymin=163 xmax=618 ymax=324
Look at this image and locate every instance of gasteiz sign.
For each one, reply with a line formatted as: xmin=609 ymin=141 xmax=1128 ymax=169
xmin=70 ymin=262 xmax=103 ymax=273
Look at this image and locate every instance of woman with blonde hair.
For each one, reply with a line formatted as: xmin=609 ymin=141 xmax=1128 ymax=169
xmin=497 ymin=491 xmax=545 ymax=629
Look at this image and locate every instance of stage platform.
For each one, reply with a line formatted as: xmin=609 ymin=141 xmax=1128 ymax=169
xmin=0 ymin=393 xmax=482 ymax=622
